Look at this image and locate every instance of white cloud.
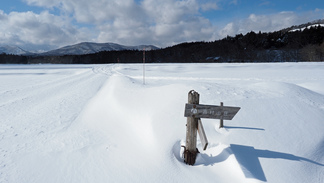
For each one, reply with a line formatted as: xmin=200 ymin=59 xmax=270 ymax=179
xmin=0 ymin=10 xmax=89 ymax=50
xmin=218 ymin=10 xmax=324 ymax=38
xmin=143 ymin=0 xmax=199 ymax=24
xmin=95 ymin=0 xmax=215 ymax=47
xmin=0 ymin=10 xmax=7 ymax=20
xmin=17 ymin=0 xmax=215 ymax=48
xmin=219 ymin=22 xmax=237 ymax=37
xmin=2 ymin=0 xmax=324 ymax=51
xmin=25 ymin=0 xmax=143 ymax=24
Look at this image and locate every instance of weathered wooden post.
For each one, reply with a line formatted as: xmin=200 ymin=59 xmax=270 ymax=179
xmin=184 ymin=90 xmax=199 ymax=165
xmin=219 ymin=102 xmax=224 ymax=128
xmin=198 ymin=118 xmax=208 ymax=150
xmin=183 ymin=90 xmax=240 ymax=165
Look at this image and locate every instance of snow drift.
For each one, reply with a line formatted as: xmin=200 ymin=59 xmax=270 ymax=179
xmin=0 ymin=63 xmax=323 ymax=183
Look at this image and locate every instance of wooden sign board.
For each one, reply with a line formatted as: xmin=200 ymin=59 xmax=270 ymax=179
xmin=184 ymin=103 xmax=240 ymax=120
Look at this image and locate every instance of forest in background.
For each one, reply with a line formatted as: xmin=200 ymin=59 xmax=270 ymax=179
xmin=1 ymin=20 xmax=324 ymax=64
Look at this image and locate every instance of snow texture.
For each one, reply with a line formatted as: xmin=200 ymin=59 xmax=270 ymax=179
xmin=0 ymin=63 xmax=323 ymax=183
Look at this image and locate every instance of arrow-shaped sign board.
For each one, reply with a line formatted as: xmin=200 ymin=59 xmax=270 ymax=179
xmin=184 ymin=103 xmax=240 ymax=120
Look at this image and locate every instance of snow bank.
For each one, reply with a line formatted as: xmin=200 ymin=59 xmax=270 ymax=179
xmin=0 ymin=63 xmax=323 ymax=183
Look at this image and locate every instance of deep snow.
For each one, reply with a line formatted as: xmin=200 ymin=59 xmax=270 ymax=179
xmin=0 ymin=63 xmax=323 ymax=183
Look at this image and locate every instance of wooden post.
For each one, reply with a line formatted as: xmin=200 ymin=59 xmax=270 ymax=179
xmin=198 ymin=118 xmax=208 ymax=150
xmin=183 ymin=94 xmax=241 ymax=165
xmin=184 ymin=90 xmax=199 ymax=165
xmin=219 ymin=102 xmax=224 ymax=128
xmin=143 ymin=48 xmax=145 ymax=85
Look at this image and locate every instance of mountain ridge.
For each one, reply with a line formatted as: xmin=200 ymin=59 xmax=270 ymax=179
xmin=0 ymin=45 xmax=31 ymax=55
xmin=40 ymin=42 xmax=159 ymax=56
xmin=0 ymin=42 xmax=159 ymax=56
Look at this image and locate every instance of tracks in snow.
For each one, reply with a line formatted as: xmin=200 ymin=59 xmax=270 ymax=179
xmin=0 ymin=65 xmax=110 ymax=182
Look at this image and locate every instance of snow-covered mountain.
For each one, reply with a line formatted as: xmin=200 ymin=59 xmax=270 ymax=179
xmin=41 ymin=42 xmax=159 ymax=56
xmin=0 ymin=45 xmax=31 ymax=55
xmin=283 ymin=19 xmax=324 ymax=32
xmin=289 ymin=23 xmax=324 ymax=32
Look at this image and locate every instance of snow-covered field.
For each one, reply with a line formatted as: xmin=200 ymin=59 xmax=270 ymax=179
xmin=1 ymin=63 xmax=323 ymax=183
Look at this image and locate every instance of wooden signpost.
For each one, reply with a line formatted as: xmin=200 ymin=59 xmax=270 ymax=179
xmin=183 ymin=90 xmax=240 ymax=165
xmin=184 ymin=103 xmax=240 ymax=120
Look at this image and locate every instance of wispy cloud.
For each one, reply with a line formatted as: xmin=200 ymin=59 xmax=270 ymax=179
xmin=259 ymin=0 xmax=271 ymax=6
xmin=230 ymin=0 xmax=238 ymax=5
xmin=201 ymin=2 xmax=220 ymax=11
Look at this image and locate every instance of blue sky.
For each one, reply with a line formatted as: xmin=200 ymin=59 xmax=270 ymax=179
xmin=0 ymin=0 xmax=323 ymax=52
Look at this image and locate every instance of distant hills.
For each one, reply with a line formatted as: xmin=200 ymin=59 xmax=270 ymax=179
xmin=1 ymin=19 xmax=324 ymax=64
xmin=40 ymin=42 xmax=159 ymax=56
xmin=0 ymin=45 xmax=31 ymax=55
xmin=282 ymin=19 xmax=324 ymax=32
xmin=0 ymin=42 xmax=159 ymax=56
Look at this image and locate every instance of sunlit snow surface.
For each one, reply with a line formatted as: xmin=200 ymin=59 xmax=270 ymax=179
xmin=1 ymin=63 xmax=323 ymax=183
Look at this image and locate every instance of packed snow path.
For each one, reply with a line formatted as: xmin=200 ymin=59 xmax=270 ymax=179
xmin=0 ymin=63 xmax=323 ymax=183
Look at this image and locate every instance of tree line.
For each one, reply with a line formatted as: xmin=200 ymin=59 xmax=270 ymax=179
xmin=1 ymin=23 xmax=324 ymax=64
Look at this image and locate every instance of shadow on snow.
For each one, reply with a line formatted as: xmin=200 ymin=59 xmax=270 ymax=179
xmin=198 ymin=144 xmax=324 ymax=182
xmin=224 ymin=126 xmax=265 ymax=131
